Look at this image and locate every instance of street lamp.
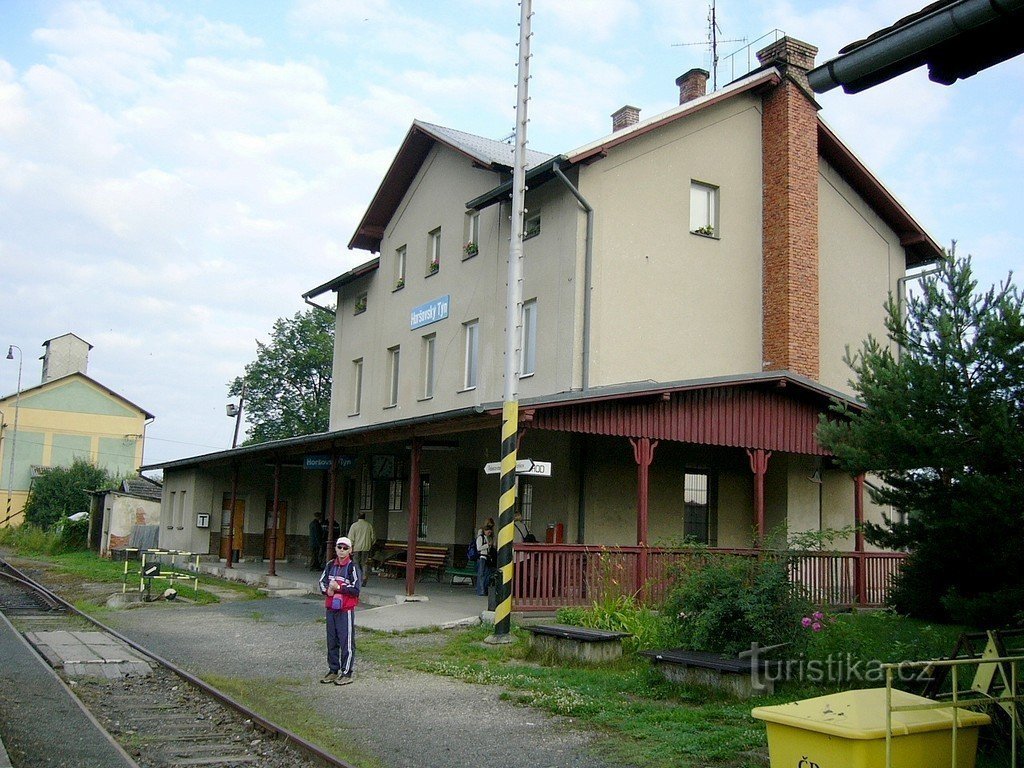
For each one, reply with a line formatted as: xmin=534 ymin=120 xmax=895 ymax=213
xmin=5 ymin=345 xmax=23 ymax=524
xmin=226 ymin=381 xmax=246 ymax=449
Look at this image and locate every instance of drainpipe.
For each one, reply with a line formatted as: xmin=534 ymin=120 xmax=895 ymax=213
xmin=896 ymin=264 xmax=941 ymax=358
xmin=551 ymin=162 xmax=594 ymax=391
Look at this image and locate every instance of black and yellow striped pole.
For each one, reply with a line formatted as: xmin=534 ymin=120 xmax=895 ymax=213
xmin=487 ymin=0 xmax=533 ymax=644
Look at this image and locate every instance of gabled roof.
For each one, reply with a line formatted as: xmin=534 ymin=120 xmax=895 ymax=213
xmin=121 ymin=475 xmax=163 ymax=500
xmin=348 ymin=120 xmax=554 ymax=253
xmin=0 ymin=372 xmax=155 ymax=420
xmin=468 ymin=64 xmax=941 ymax=265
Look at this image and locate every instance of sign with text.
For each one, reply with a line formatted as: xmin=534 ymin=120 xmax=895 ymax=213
xmin=304 ymin=454 xmax=356 ymax=471
xmin=410 ymin=295 xmax=450 ymax=330
xmin=483 ymin=459 xmax=552 ymax=477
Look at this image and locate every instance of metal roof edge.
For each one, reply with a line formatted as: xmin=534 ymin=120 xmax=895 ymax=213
xmin=142 ymin=405 xmax=490 ymax=472
xmin=303 ymin=257 xmax=381 ymax=299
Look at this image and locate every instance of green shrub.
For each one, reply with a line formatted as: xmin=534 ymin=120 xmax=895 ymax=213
xmin=23 ymin=458 xmax=114 ymax=529
xmin=661 ymin=553 xmax=812 ymax=656
xmin=56 ymin=516 xmax=89 ymax=552
xmin=556 ymin=594 xmax=681 ymax=653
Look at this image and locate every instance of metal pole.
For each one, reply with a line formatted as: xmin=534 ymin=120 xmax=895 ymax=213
xmin=488 ymin=0 xmax=533 ymax=644
xmin=5 ymin=345 xmax=23 ymax=525
xmin=231 ymin=381 xmax=246 ymax=449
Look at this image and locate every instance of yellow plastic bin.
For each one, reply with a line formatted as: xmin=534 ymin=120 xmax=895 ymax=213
xmin=751 ymin=688 xmax=990 ymax=768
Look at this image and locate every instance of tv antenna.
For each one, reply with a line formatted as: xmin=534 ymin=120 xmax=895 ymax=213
xmin=672 ymin=1 xmax=745 ymax=91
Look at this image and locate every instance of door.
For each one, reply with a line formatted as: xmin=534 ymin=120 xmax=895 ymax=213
xmin=454 ymin=467 xmax=478 ymax=557
xmin=220 ymin=496 xmax=245 ymax=560
xmin=264 ymin=499 xmax=288 ymax=559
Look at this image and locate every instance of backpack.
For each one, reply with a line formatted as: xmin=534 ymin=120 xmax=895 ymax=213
xmin=466 ymin=536 xmax=480 ymax=562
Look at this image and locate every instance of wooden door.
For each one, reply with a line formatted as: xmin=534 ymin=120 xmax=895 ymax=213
xmin=220 ymin=496 xmax=245 ymax=560
xmin=264 ymin=500 xmax=288 ymax=559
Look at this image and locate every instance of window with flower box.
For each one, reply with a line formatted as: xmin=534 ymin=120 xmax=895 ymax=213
xmin=427 ymin=228 xmax=441 ymax=275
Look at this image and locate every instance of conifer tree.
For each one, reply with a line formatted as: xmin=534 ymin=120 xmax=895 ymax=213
xmin=818 ymin=252 xmax=1024 ymax=625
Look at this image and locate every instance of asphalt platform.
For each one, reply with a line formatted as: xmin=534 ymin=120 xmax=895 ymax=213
xmin=0 ymin=611 xmax=139 ymax=768
xmin=189 ymin=557 xmax=495 ymax=632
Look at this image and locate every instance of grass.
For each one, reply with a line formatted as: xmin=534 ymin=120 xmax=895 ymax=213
xmin=355 ymin=611 xmax=1014 ymax=768
xmin=203 ymin=674 xmax=386 ymax=768
xmin=0 ymin=541 xmax=264 ymax=604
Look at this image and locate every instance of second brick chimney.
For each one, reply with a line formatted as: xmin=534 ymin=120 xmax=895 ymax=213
xmin=757 ymin=36 xmax=821 ymax=380
xmin=611 ymin=105 xmax=641 ymax=132
xmin=675 ymin=68 xmax=709 ymax=104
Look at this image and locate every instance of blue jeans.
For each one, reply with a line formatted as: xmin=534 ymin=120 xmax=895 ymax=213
xmin=476 ymin=557 xmax=493 ymax=596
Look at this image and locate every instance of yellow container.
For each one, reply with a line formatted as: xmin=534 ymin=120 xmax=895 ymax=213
xmin=751 ymin=688 xmax=990 ymax=768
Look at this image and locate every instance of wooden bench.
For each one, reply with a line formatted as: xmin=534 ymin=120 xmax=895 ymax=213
xmin=526 ymin=623 xmax=631 ymax=664
xmin=382 ymin=543 xmax=449 ymax=581
xmin=640 ymin=648 xmax=782 ymax=698
xmin=445 ymin=565 xmax=476 ymax=586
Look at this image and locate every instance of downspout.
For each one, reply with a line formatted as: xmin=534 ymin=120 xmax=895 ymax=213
xmin=551 ymin=162 xmax=594 ymax=391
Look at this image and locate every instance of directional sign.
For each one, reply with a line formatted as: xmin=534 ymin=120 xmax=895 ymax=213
xmin=483 ymin=459 xmax=552 ymax=477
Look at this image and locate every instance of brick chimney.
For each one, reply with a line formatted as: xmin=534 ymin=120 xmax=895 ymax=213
xmin=611 ymin=105 xmax=641 ymax=132
xmin=757 ymin=36 xmax=821 ymax=380
xmin=675 ymin=68 xmax=709 ymax=104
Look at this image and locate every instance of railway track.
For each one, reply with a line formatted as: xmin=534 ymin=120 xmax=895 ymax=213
xmin=0 ymin=558 xmax=357 ymax=768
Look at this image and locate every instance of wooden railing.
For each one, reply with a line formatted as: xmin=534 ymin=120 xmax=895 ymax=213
xmin=511 ymin=544 xmax=906 ymax=613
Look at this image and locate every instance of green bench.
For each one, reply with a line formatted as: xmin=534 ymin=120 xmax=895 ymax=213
xmin=445 ymin=565 xmax=476 ymax=586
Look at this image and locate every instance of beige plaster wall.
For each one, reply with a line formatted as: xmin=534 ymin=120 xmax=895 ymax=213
xmin=818 ymin=158 xmax=908 ymax=395
xmin=580 ymin=96 xmax=765 ymax=386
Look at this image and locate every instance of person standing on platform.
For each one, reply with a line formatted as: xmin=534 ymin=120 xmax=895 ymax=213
xmin=319 ymin=537 xmax=360 ymax=685
xmin=346 ymin=512 xmax=376 ymax=586
xmin=475 ymin=520 xmax=495 ymax=597
xmin=309 ymin=511 xmax=325 ymax=571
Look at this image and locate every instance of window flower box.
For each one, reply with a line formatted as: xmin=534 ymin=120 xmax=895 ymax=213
xmin=428 ymin=261 xmax=439 ymax=275
xmin=394 ymin=278 xmax=405 ymax=290
xmin=354 ymin=296 xmax=367 ymax=314
xmin=464 ymin=241 xmax=478 ymax=257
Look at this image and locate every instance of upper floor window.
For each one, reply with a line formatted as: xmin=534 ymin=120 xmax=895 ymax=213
xmin=464 ymin=212 xmax=480 ymax=258
xmin=463 ymin=320 xmax=479 ymax=390
xmin=421 ymin=334 xmax=436 ymax=400
xmin=524 ymin=212 xmax=541 ymax=240
xmin=394 ymin=245 xmax=407 ymax=290
xmin=354 ymin=292 xmax=367 ymax=314
xmin=351 ymin=358 xmax=363 ymax=415
xmin=690 ymin=181 xmax=719 ymax=237
xmin=427 ymin=228 xmax=441 ymax=275
xmin=386 ymin=346 xmax=400 ymax=407
xmin=520 ymin=298 xmax=537 ymax=377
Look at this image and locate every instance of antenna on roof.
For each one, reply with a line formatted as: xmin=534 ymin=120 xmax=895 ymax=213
xmin=499 ymin=131 xmax=516 ymax=145
xmin=672 ymin=1 xmax=745 ymax=91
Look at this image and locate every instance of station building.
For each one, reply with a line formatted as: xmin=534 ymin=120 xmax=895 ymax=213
xmin=147 ymin=38 xmax=940 ymax=608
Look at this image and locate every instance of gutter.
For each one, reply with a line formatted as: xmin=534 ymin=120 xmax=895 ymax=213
xmin=551 ymin=162 xmax=594 ymax=391
xmin=808 ymin=0 xmax=1024 ymax=93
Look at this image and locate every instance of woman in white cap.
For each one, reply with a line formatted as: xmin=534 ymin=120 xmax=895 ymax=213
xmin=318 ymin=536 xmax=360 ymax=685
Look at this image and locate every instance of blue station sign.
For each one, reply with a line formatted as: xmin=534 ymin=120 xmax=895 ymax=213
xmin=410 ymin=295 xmax=450 ymax=330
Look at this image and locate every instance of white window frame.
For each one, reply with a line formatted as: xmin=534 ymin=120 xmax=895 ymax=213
xmin=395 ymin=245 xmax=407 ymax=290
xmin=386 ymin=346 xmax=400 ymax=407
xmin=421 ymin=334 xmax=435 ymax=400
xmin=690 ymin=180 xmax=719 ymax=237
xmin=351 ymin=358 xmax=363 ymax=415
xmin=464 ymin=212 xmax=480 ymax=258
xmin=520 ymin=298 xmax=537 ymax=377
xmin=463 ymin=320 xmax=479 ymax=390
xmin=427 ymin=227 xmax=441 ymax=274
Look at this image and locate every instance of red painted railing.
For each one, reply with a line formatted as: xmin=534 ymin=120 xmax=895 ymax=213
xmin=511 ymin=544 xmax=906 ymax=613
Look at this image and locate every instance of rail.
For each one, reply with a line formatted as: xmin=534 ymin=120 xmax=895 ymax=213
xmin=511 ymin=544 xmax=905 ymax=612
xmin=2 ymin=555 xmax=359 ymax=768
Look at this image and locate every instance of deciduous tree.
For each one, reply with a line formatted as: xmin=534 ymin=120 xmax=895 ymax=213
xmin=23 ymin=458 xmax=114 ymax=530
xmin=229 ymin=307 xmax=334 ymax=445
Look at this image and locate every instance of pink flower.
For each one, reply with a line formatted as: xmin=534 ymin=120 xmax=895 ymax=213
xmin=801 ymin=617 xmax=812 ymax=628
xmin=812 ymin=622 xmax=823 ymax=632
xmin=813 ymin=611 xmax=824 ymax=621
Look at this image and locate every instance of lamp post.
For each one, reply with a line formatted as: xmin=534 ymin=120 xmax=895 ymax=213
xmin=5 ymin=345 xmax=23 ymax=524
xmin=224 ymin=381 xmax=246 ymax=568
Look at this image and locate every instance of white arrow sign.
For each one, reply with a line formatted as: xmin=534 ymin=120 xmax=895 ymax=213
xmin=483 ymin=459 xmax=552 ymax=477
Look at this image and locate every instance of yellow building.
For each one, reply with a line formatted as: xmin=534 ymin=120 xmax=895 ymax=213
xmin=0 ymin=334 xmax=153 ymax=526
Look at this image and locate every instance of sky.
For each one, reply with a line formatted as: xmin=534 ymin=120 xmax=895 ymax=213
xmin=1 ymin=0 xmax=1022 ymax=468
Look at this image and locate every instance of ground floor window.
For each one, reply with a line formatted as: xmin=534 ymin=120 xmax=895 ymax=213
xmin=517 ymin=478 xmax=533 ymax=530
xmin=418 ymin=473 xmax=430 ymax=538
xmin=682 ymin=469 xmax=717 ymax=545
xmin=359 ymin=465 xmax=373 ymax=511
